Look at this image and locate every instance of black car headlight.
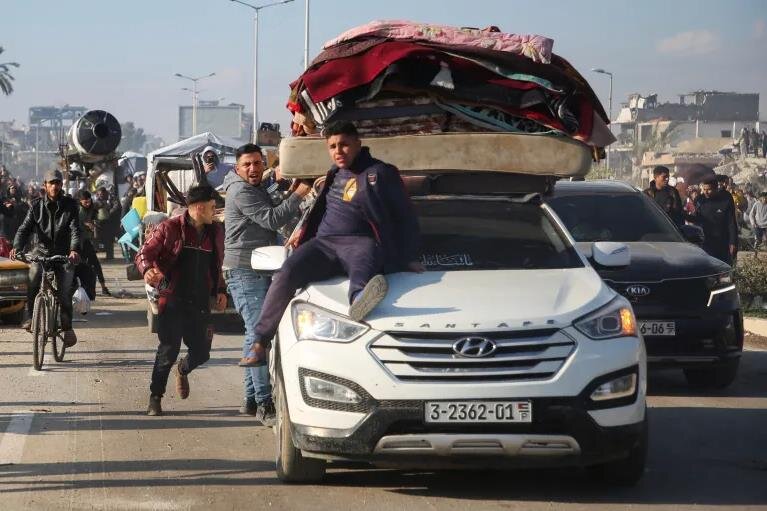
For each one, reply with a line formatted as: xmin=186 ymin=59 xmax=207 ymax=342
xmin=706 ymin=272 xmax=733 ymax=290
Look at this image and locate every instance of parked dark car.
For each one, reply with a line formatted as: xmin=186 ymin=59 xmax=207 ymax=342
xmin=546 ymin=180 xmax=742 ymax=388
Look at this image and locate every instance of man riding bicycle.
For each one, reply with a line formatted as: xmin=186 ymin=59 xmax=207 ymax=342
xmin=11 ymin=169 xmax=81 ymax=347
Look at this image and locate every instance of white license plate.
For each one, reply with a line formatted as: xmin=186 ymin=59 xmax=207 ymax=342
xmin=425 ymin=401 xmax=532 ymax=423
xmin=639 ymin=320 xmax=676 ymax=336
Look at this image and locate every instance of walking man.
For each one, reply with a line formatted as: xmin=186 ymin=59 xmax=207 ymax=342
xmin=222 ymin=143 xmax=310 ymax=422
xmin=241 ymin=122 xmax=423 ymax=368
xmin=749 ymin=192 xmax=767 ymax=252
xmin=690 ymin=177 xmax=738 ymax=265
xmin=644 ymin=165 xmax=683 ymax=226
xmin=135 ymin=185 xmax=227 ymax=416
xmin=11 ymin=170 xmax=81 ymax=346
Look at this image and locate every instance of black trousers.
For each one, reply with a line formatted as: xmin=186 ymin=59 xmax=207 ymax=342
xmin=254 ymin=236 xmax=382 ymax=343
xmin=81 ymin=239 xmax=105 ymax=286
xmin=27 ymin=262 xmax=75 ymax=330
xmin=150 ymin=302 xmax=212 ymax=397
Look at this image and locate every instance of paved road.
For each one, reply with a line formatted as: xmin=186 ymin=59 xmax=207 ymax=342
xmin=1 ymin=260 xmax=766 ymax=510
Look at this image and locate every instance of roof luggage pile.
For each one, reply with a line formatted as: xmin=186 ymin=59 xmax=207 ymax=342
xmin=281 ymin=20 xmax=615 ymax=178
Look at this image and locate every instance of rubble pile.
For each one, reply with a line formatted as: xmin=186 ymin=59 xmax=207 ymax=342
xmin=286 ymin=20 xmax=615 ymax=155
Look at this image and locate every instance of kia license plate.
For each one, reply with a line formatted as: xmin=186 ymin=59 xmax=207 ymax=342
xmin=425 ymin=401 xmax=532 ymax=423
xmin=638 ymin=320 xmax=676 ymax=336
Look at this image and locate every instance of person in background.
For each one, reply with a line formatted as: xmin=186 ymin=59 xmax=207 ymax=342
xmin=78 ymin=190 xmax=110 ymax=296
xmin=95 ymin=186 xmax=121 ymax=260
xmin=748 ymin=192 xmax=767 ymax=252
xmin=200 ymin=146 xmax=234 ymax=189
xmin=221 ymin=143 xmax=311 ymax=422
xmin=135 ymin=185 xmax=227 ymax=416
xmin=689 ymin=177 xmax=738 ymax=265
xmin=644 ymin=165 xmax=683 ymax=226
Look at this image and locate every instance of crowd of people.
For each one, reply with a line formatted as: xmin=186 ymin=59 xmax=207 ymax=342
xmin=644 ymin=164 xmax=764 ymax=265
xmin=738 ymin=126 xmax=767 ymax=158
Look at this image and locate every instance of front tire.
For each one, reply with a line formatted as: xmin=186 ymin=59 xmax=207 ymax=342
xmin=683 ymin=358 xmax=740 ymax=389
xmin=31 ymin=295 xmax=46 ymax=371
xmin=51 ymin=302 xmax=66 ymax=362
xmin=274 ymin=370 xmax=326 ymax=483
xmin=588 ymin=416 xmax=648 ymax=487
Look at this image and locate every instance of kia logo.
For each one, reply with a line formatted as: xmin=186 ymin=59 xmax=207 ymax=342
xmin=452 ymin=337 xmax=497 ymax=358
xmin=625 ymin=284 xmax=651 ymax=297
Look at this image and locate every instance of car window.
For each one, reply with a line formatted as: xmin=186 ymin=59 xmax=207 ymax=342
xmin=546 ymin=193 xmax=684 ymax=243
xmin=413 ymin=198 xmax=583 ymax=270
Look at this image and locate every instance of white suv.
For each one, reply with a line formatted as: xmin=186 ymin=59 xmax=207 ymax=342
xmin=252 ymin=174 xmax=647 ymax=485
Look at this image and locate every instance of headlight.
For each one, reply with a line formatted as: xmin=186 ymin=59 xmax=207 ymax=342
xmin=590 ymin=373 xmax=637 ymax=401
xmin=304 ymin=376 xmax=362 ymax=403
xmin=291 ymin=302 xmax=369 ymax=343
xmin=574 ymin=297 xmax=637 ymax=340
xmin=707 ymin=272 xmax=733 ymax=289
xmin=0 ymin=270 xmax=28 ymax=289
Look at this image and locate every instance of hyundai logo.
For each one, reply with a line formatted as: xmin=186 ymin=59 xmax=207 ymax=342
xmin=625 ymin=284 xmax=651 ymax=297
xmin=452 ymin=337 xmax=497 ymax=358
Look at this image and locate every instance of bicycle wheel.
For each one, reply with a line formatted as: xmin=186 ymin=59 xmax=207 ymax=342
xmin=52 ymin=301 xmax=66 ymax=362
xmin=31 ymin=294 xmax=47 ymax=371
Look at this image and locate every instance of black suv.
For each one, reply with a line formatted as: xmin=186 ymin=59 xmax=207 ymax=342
xmin=546 ymin=180 xmax=742 ymax=388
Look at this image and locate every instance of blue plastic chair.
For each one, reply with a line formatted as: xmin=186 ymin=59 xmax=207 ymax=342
xmin=119 ymin=208 xmax=142 ymax=253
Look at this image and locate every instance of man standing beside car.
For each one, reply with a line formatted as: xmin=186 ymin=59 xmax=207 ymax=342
xmin=690 ymin=177 xmax=738 ymax=265
xmin=644 ymin=166 xmax=683 ymax=226
xmin=221 ymin=143 xmax=311 ymax=423
xmin=749 ymin=192 xmax=767 ymax=252
xmin=135 ymin=185 xmax=228 ymax=416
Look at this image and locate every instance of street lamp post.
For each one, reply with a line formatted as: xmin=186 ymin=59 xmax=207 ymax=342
xmin=174 ymin=72 xmax=216 ymax=136
xmin=304 ymin=0 xmax=310 ymax=70
xmin=592 ymin=68 xmax=614 ymax=172
xmin=230 ymin=0 xmax=295 ymax=144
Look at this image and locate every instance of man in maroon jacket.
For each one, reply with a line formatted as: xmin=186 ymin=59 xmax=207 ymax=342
xmin=135 ymin=185 xmax=227 ymax=416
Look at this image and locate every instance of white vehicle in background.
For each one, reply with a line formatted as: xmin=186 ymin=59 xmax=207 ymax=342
xmin=252 ymin=154 xmax=648 ymax=485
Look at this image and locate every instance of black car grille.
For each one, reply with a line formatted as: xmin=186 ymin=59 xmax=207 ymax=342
xmin=604 ymin=277 xmax=710 ymax=309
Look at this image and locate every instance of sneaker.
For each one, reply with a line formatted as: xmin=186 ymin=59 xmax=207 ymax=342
xmin=147 ymin=395 xmax=163 ymax=416
xmin=175 ymin=360 xmax=190 ymax=399
xmin=255 ymin=400 xmax=276 ymax=427
xmin=239 ymin=399 xmax=258 ymax=416
xmin=348 ymin=274 xmax=388 ymax=322
xmin=62 ymin=330 xmax=78 ymax=347
xmin=239 ymin=342 xmax=268 ymax=367
xmin=22 ymin=319 xmax=32 ymax=332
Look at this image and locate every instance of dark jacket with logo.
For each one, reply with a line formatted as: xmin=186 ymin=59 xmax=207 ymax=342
xmin=135 ymin=212 xmax=225 ymax=314
xmin=644 ymin=182 xmax=683 ymax=226
xmin=297 ymin=147 xmax=420 ymax=273
xmin=691 ymin=191 xmax=738 ymax=263
xmin=13 ymin=193 xmax=82 ymax=256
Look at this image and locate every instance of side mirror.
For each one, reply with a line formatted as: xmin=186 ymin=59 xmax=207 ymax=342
xmin=679 ymin=224 xmax=705 ymax=245
xmin=592 ymin=241 xmax=630 ymax=267
xmin=251 ymin=246 xmax=287 ymax=271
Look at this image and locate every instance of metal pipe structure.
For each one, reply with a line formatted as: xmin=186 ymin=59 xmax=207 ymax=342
xmin=304 ymin=0 xmax=310 ymax=70
xmin=592 ymin=68 xmax=613 ymax=171
xmin=230 ymin=0 xmax=295 ymax=143
xmin=174 ymin=72 xmax=216 ymax=136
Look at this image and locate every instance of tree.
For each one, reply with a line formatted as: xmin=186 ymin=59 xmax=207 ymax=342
xmin=0 ymin=47 xmax=20 ymax=95
xmin=117 ymin=122 xmax=147 ymax=153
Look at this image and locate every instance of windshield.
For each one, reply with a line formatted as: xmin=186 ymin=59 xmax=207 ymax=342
xmin=413 ymin=198 xmax=583 ymax=271
xmin=546 ymin=193 xmax=684 ymax=243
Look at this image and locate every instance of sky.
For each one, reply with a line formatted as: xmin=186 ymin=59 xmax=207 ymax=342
xmin=2 ymin=0 xmax=766 ymax=143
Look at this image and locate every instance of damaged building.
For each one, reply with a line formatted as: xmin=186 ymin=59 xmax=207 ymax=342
xmin=610 ymin=91 xmax=761 ymax=184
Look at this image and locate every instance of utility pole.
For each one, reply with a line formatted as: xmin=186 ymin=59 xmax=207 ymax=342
xmin=174 ymin=72 xmax=216 ymax=136
xmin=592 ymin=68 xmax=614 ymax=172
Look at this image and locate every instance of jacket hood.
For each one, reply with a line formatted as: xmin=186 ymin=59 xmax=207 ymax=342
xmin=201 ymin=145 xmax=218 ymax=156
xmin=222 ymin=170 xmax=244 ymax=192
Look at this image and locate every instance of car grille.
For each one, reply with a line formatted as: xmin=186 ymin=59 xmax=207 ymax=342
xmin=370 ymin=329 xmax=576 ymax=382
xmin=604 ymin=277 xmax=710 ymax=309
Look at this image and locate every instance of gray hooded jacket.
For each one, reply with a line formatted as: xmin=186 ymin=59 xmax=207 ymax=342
xmin=222 ymin=171 xmax=302 ymax=269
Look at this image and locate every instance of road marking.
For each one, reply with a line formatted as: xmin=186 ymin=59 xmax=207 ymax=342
xmin=0 ymin=412 xmax=34 ymax=465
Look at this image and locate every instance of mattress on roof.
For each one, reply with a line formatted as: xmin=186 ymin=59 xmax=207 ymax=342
xmin=279 ymin=132 xmax=593 ymax=179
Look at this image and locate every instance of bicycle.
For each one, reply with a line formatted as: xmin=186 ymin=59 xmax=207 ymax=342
xmin=18 ymin=254 xmax=70 ymax=370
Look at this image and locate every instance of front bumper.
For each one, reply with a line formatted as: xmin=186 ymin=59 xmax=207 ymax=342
xmin=634 ymin=288 xmax=743 ymax=367
xmin=290 ymin=379 xmax=644 ymax=468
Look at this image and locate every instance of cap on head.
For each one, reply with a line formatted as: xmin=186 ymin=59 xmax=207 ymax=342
xmin=44 ymin=169 xmax=63 ymax=183
xmin=186 ymin=184 xmax=221 ymax=205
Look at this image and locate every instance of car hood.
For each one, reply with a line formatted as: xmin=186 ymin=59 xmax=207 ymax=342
xmin=302 ymin=268 xmax=613 ymax=333
xmin=576 ymin=241 xmax=730 ymax=281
